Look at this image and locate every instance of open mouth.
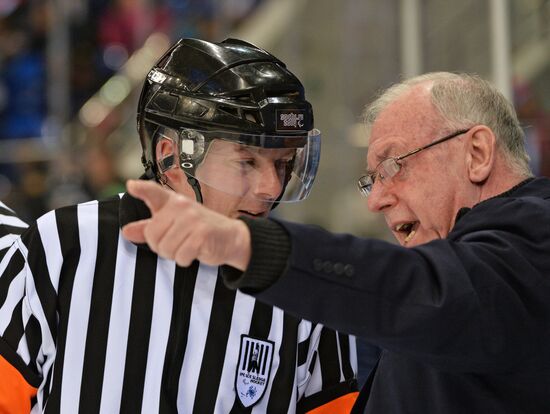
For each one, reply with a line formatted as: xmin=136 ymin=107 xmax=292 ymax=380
xmin=394 ymin=221 xmax=419 ymax=245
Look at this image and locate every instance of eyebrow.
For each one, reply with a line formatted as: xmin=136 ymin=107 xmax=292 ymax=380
xmin=366 ymin=142 xmax=398 ymax=173
xmin=235 ymin=146 xmax=251 ymax=155
xmin=379 ymin=142 xmax=399 ymax=159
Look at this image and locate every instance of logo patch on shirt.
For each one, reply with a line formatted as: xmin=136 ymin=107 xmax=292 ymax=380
xmin=276 ymin=109 xmax=306 ymax=131
xmin=235 ymin=335 xmax=274 ymax=408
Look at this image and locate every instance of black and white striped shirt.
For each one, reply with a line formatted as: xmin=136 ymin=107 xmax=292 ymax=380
xmin=0 ymin=201 xmax=27 ymax=259
xmin=0 ymin=196 xmax=357 ymax=413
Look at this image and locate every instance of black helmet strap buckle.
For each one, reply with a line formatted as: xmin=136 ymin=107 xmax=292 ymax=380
xmin=185 ymin=175 xmax=203 ymax=204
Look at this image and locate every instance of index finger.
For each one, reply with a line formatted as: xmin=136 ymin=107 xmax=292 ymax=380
xmin=126 ymin=179 xmax=172 ymax=213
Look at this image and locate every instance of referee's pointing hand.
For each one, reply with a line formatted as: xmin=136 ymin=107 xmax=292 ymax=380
xmin=122 ymin=179 xmax=251 ymax=270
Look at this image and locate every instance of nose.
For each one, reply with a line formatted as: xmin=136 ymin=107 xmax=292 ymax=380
xmin=252 ymin=162 xmax=284 ymax=201
xmin=366 ymin=179 xmax=397 ymax=213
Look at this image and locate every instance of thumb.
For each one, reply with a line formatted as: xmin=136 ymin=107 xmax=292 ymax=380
xmin=126 ymin=179 xmax=171 ymax=214
xmin=121 ymin=220 xmax=148 ymax=244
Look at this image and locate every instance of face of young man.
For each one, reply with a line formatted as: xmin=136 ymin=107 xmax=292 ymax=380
xmin=196 ymin=140 xmax=296 ymax=218
xmin=164 ymin=139 xmax=296 ymax=218
xmin=365 ymin=84 xmax=479 ymax=247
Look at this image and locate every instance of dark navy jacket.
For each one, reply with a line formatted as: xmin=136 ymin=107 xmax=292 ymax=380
xmin=224 ymin=177 xmax=550 ymax=413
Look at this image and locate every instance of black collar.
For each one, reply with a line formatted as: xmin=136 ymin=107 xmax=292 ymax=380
xmin=119 ymin=180 xmax=153 ymax=250
xmin=454 ymin=177 xmax=534 ymax=224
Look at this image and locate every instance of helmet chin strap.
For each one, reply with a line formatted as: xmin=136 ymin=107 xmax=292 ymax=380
xmin=157 ymin=172 xmax=204 ymax=204
xmin=185 ymin=174 xmax=204 ymax=204
xmin=158 ymin=174 xmax=175 ymax=192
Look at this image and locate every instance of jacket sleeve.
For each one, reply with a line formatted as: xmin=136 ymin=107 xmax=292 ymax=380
xmin=297 ymin=327 xmax=358 ymax=414
xmin=225 ymin=196 xmax=550 ymax=374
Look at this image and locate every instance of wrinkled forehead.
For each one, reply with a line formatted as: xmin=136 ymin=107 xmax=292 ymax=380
xmin=366 ymin=90 xmax=443 ymax=165
xmin=208 ymin=139 xmax=297 ymax=159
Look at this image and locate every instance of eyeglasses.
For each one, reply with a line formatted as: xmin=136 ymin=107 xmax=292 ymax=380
xmin=357 ymin=128 xmax=471 ymax=197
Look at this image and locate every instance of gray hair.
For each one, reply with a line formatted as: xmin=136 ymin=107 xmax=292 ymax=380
xmin=363 ymin=72 xmax=531 ymax=176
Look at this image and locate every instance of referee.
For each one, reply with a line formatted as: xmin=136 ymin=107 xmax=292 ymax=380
xmin=0 ymin=39 xmax=358 ymax=413
xmin=0 ymin=201 xmax=28 ymax=412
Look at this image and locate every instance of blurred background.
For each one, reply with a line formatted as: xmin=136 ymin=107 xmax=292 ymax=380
xmin=0 ymin=0 xmax=548 ymax=241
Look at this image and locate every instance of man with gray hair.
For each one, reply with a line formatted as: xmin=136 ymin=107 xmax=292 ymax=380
xmin=123 ymin=72 xmax=550 ymax=413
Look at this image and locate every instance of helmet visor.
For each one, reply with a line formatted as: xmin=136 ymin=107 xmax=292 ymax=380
xmin=155 ymin=128 xmax=321 ymax=203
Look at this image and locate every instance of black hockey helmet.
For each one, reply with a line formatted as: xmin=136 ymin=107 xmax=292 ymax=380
xmin=136 ymin=38 xmax=321 ymax=203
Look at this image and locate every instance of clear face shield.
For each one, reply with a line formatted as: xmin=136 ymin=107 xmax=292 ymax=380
xmin=155 ymin=127 xmax=321 ymax=203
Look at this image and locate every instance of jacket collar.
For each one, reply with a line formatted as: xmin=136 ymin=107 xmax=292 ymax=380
xmin=454 ymin=176 xmax=549 ymax=224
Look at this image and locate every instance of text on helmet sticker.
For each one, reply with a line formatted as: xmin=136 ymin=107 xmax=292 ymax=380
xmin=149 ymin=69 xmax=167 ymax=84
xmin=276 ymin=110 xmax=306 ymax=131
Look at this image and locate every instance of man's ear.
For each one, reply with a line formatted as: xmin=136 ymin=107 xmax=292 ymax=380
xmin=156 ymin=138 xmax=176 ymax=172
xmin=155 ymin=138 xmax=186 ymax=186
xmin=466 ymin=125 xmax=496 ymax=183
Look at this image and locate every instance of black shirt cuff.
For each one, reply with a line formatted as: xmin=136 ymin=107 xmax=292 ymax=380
xmin=221 ymin=216 xmax=291 ymax=292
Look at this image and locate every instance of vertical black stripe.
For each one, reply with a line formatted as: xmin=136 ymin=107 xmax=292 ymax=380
xmin=79 ymin=200 xmax=120 ymax=413
xmin=242 ymin=340 xmax=250 ymax=371
xmin=30 ymin=395 xmax=37 ymax=410
xmin=338 ymin=332 xmax=355 ymax=380
xmin=308 ymin=351 xmax=318 ymax=374
xmin=45 ymin=206 xmax=81 ymax=414
xmin=0 ymin=249 xmax=24 ymax=308
xmin=22 ymin=227 xmax=58 ymax=341
xmin=119 ymin=247 xmax=158 ymax=413
xmin=159 ymin=262 xmax=198 ymax=414
xmin=247 ymin=343 xmax=254 ymax=370
xmin=42 ymin=365 xmax=53 ymax=406
xmin=25 ymin=315 xmax=42 ymax=371
xmin=246 ymin=301 xmax=273 ymax=344
xmin=3 ymin=298 xmax=24 ymax=346
xmin=317 ymin=329 xmax=342 ymax=387
xmin=192 ymin=273 xmax=237 ymax=414
xmin=258 ymin=344 xmax=265 ymax=374
xmin=229 ymin=301 xmax=274 ymax=413
xmin=265 ymin=314 xmax=299 ymax=413
xmin=261 ymin=345 xmax=268 ymax=376
xmin=297 ymin=323 xmax=316 ymax=367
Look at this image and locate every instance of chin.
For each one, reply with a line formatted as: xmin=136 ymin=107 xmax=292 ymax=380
xmin=410 ymin=232 xmax=441 ymax=247
xmin=404 ymin=239 xmax=422 ymax=247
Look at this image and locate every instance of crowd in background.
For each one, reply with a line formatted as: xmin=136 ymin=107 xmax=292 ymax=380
xmin=0 ymin=0 xmax=263 ymax=221
xmin=514 ymin=77 xmax=550 ymax=177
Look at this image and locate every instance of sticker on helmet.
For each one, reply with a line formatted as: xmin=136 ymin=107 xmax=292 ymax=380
xmin=149 ymin=69 xmax=167 ymax=84
xmin=276 ymin=110 xmax=306 ymax=131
